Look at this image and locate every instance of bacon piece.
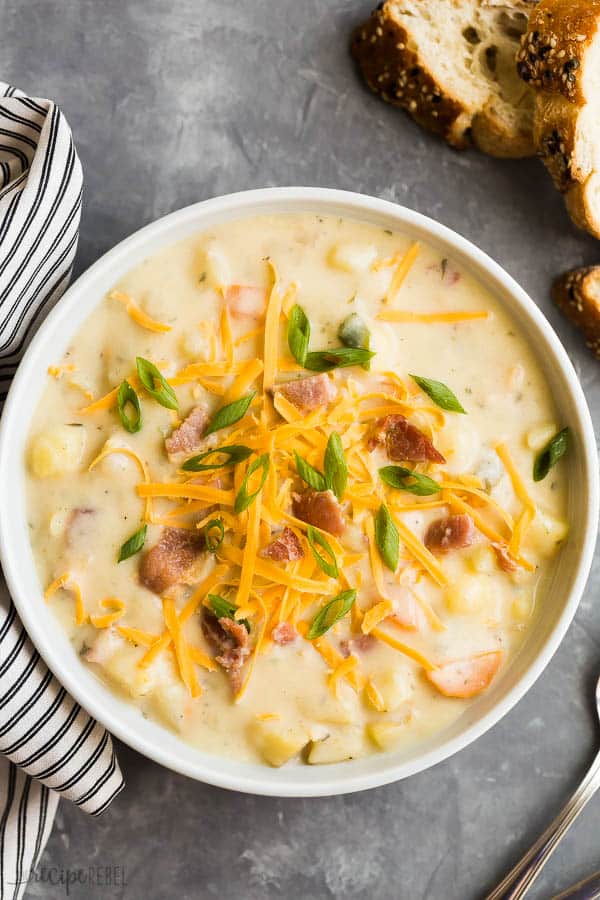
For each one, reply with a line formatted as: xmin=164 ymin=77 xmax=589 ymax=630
xmin=274 ymin=374 xmax=337 ymax=413
xmin=492 ymin=543 xmax=518 ymax=574
xmin=139 ymin=528 xmax=204 ymax=594
xmin=424 ymin=514 xmax=475 ymax=554
xmin=223 ymin=285 xmax=267 ymax=320
xmin=368 ymin=414 xmax=445 ymax=464
xmin=201 ymin=610 xmax=250 ymax=694
xmin=260 ymin=527 xmax=304 ymax=562
xmin=340 ymin=634 xmax=377 ymax=657
xmin=272 ymin=622 xmax=297 ymax=645
xmin=165 ymin=406 xmax=209 ymax=460
xmin=426 ymin=651 xmax=503 ymax=699
xmin=292 ymin=489 xmax=345 ymax=536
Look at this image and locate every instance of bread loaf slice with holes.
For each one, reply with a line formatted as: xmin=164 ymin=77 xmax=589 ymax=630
xmin=552 ymin=266 xmax=600 ymax=359
xmin=351 ymin=0 xmax=537 ymax=157
xmin=516 ymin=1 xmax=600 ymax=239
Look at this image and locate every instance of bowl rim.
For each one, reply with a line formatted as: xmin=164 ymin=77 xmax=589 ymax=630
xmin=0 ymin=186 xmax=597 ymax=797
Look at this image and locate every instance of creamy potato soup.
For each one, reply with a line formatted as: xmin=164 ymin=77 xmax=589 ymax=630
xmin=25 ymin=214 xmax=570 ymax=767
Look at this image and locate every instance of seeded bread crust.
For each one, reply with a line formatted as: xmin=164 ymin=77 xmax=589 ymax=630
xmin=517 ymin=0 xmax=600 ymax=237
xmin=351 ymin=6 xmax=469 ymax=149
xmin=351 ymin=1 xmax=536 ymax=158
xmin=552 ymin=266 xmax=600 ymax=359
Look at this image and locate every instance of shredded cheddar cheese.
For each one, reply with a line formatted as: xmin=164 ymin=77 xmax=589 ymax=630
xmin=370 ymin=627 xmax=436 ymax=671
xmin=377 ymin=310 xmax=489 ymax=324
xmin=109 ymin=290 xmax=172 ymax=333
xmin=362 ymin=599 xmax=393 ymax=634
xmin=44 ymin=574 xmax=86 ymax=625
xmin=90 ymin=597 xmax=126 ymax=629
xmin=495 ymin=442 xmax=537 ymax=557
xmin=262 ymin=260 xmax=282 ymax=393
xmin=89 ymin=445 xmax=153 ymax=522
xmin=163 ymin=597 xmax=202 ymax=697
xmin=220 ymin=304 xmax=234 ymax=366
xmin=223 ymin=358 xmax=264 ymax=404
xmin=383 ymin=241 xmax=420 ymax=304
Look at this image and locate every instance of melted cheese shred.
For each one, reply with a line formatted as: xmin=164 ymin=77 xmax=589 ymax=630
xmin=381 ymin=241 xmax=420 ymax=305
xmin=90 ymin=597 xmax=126 ymax=629
xmin=44 ymin=573 xmax=86 ymax=626
xmin=377 ymin=310 xmax=489 ymax=324
xmin=362 ymin=600 xmax=393 ymax=634
xmin=262 ymin=260 xmax=282 ymax=393
xmin=370 ymin=627 xmax=436 ymax=671
xmin=89 ymin=445 xmax=153 ymax=522
xmin=297 ymin=621 xmax=362 ymax=691
xmin=495 ymin=442 xmax=537 ymax=557
xmin=163 ymin=596 xmax=202 ymax=697
xmin=391 ymin=514 xmax=448 ymax=587
xmin=109 ymin=290 xmax=172 ymax=333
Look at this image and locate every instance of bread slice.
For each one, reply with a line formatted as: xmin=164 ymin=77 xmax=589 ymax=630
xmin=351 ymin=0 xmax=537 ymax=157
xmin=552 ymin=266 xmax=600 ymax=359
xmin=517 ymin=1 xmax=600 ymax=238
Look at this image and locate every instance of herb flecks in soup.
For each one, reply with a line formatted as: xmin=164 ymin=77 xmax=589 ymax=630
xmin=26 ymin=214 xmax=569 ymax=767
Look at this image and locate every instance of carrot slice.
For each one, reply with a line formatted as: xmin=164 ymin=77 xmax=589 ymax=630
xmin=426 ymin=651 xmax=502 ymax=699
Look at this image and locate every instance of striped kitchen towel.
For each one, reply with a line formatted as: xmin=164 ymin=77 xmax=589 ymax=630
xmin=0 ymin=82 xmax=124 ymax=900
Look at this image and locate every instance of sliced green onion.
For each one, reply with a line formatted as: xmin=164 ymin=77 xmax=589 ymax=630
xmin=379 ymin=465 xmax=441 ymax=496
xmin=294 ymin=452 xmax=326 ymax=492
xmin=374 ymin=504 xmax=399 ymax=572
xmin=287 ymin=304 xmax=311 ymax=366
xmin=410 ymin=374 xmax=466 ymax=414
xmin=117 ymin=524 xmax=147 ymax=562
xmin=117 ymin=380 xmax=142 ymax=433
xmin=306 ymin=525 xmax=339 ymax=578
xmin=234 ymin=453 xmax=270 ymax=513
xmin=204 ymin=518 xmax=225 ymax=553
xmin=304 ymin=347 xmax=375 ymax=372
xmin=338 ymin=313 xmax=371 ymax=370
xmin=136 ymin=357 xmax=178 ymax=410
xmin=324 ymin=431 xmax=347 ymax=500
xmin=181 ymin=444 xmax=252 ymax=472
xmin=307 ymin=590 xmax=356 ymax=640
xmin=533 ymin=427 xmax=570 ymax=482
xmin=208 ymin=593 xmax=250 ymax=632
xmin=204 ymin=392 xmax=255 ymax=437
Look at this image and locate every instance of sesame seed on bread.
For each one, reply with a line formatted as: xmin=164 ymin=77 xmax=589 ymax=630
xmin=552 ymin=265 xmax=600 ymax=359
xmin=351 ymin=0 xmax=537 ymax=158
xmin=517 ymin=1 xmax=600 ymax=238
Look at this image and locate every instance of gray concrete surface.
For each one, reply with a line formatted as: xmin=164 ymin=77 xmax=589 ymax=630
xmin=2 ymin=1 xmax=599 ymax=898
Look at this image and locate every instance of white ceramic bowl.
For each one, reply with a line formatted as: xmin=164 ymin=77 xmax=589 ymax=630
xmin=0 ymin=188 xmax=597 ymax=797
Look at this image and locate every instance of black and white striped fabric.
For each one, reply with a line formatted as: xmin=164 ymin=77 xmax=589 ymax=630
xmin=0 ymin=82 xmax=124 ymax=900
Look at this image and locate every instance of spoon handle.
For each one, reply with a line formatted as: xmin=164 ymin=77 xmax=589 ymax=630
xmin=485 ymin=750 xmax=600 ymax=900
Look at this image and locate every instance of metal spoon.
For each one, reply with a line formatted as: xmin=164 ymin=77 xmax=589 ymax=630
xmin=486 ymin=674 xmax=600 ymax=900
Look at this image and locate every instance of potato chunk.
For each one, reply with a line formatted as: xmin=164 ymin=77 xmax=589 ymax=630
xmin=525 ymin=511 xmax=569 ymax=558
xmin=327 ymin=243 xmax=377 ymax=273
xmin=203 ymin=244 xmax=231 ymax=289
xmin=307 ymin=727 xmax=364 ymax=764
xmin=29 ymin=425 xmax=86 ymax=477
xmin=85 ymin=633 xmax=157 ymax=698
xmin=445 ymin=575 xmax=496 ymax=616
xmin=365 ymin=668 xmax=412 ymax=713
xmin=248 ymin=720 xmax=309 ymax=768
xmin=525 ymin=423 xmax=558 ymax=452
xmin=367 ymin=720 xmax=407 ymax=751
xmin=299 ymin=688 xmax=359 ymax=726
xmin=150 ymin=681 xmax=192 ymax=731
